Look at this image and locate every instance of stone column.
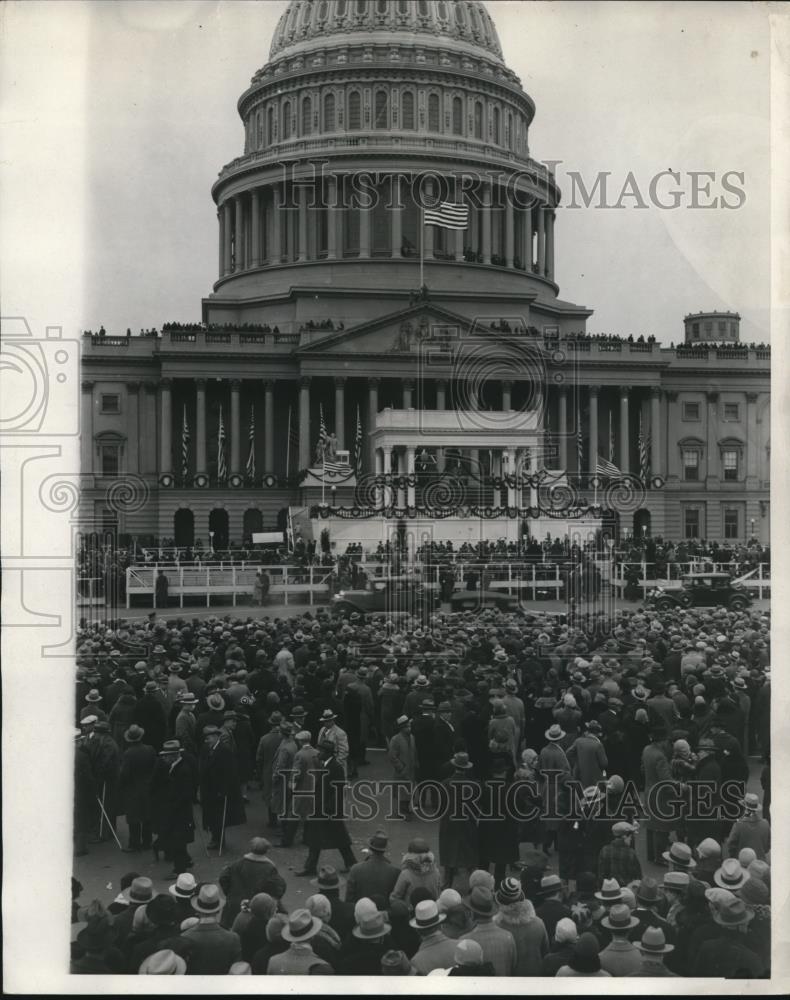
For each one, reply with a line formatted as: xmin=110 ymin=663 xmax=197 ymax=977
xmin=746 ymin=392 xmax=759 ymax=481
xmin=81 ymin=381 xmax=94 ymax=473
xmin=524 ymin=203 xmax=533 ymax=269
xmin=481 ymin=181 xmax=492 ymax=264
xmin=403 ymin=379 xmax=414 ymax=409
xmin=504 ymin=200 xmax=515 ymax=268
xmin=537 ymin=205 xmax=546 ymax=275
xmin=326 ymin=175 xmax=338 ymax=260
xmin=706 ymin=391 xmax=719 ymax=482
xmin=502 ymin=379 xmax=513 ymax=411
xmin=436 ymin=379 xmax=447 ymax=410
xmin=234 ymin=196 xmax=245 ymax=272
xmin=299 ymin=377 xmax=311 ymax=469
xmin=142 ymin=382 xmax=157 ymax=474
xmin=223 ymin=201 xmax=233 ymax=275
xmin=406 ymin=445 xmax=416 ymax=506
xmin=587 ymin=385 xmax=599 ymax=474
xmin=374 ymin=448 xmax=383 ymax=507
xmin=368 ymin=377 xmax=379 ymax=472
xmin=334 ymin=377 xmax=346 ymax=449
xmin=250 ymin=188 xmax=261 ymax=267
xmin=264 ymin=379 xmax=275 ymax=473
xmin=160 ymin=378 xmax=172 ymax=475
xmin=619 ymin=385 xmax=630 ymax=474
xmin=558 ymin=385 xmax=568 ymax=470
xmin=271 ymin=184 xmax=282 ymax=263
xmin=650 ymin=386 xmax=661 ymax=480
xmin=297 ymin=183 xmax=308 ymax=262
xmin=218 ymin=209 xmax=225 ymax=278
xmin=383 ymin=445 xmax=393 ymax=507
xmin=437 ymin=448 xmax=446 ymax=472
xmin=195 ymin=379 xmax=207 ymax=478
xmin=230 ymin=379 xmax=242 ymax=475
xmin=390 ymin=174 xmax=402 ymax=258
xmin=546 ymin=209 xmax=555 ymax=279
xmin=126 ymin=381 xmax=140 ymax=473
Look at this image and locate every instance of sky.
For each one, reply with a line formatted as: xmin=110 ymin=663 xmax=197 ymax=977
xmin=0 ymin=0 xmax=773 ymax=344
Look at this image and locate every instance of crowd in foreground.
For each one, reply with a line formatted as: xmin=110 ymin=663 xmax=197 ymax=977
xmin=72 ymin=598 xmax=770 ymax=976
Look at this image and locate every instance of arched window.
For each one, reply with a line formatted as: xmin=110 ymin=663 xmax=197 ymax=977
xmin=402 ymin=90 xmax=415 ymax=129
xmin=493 ymin=105 xmax=501 ymax=145
xmin=397 ymin=0 xmax=408 ymax=13
xmin=348 ymin=90 xmax=361 ymax=130
xmin=428 ymin=93 xmax=440 ymax=131
xmin=374 ymin=89 xmax=388 ymax=129
xmin=376 ymin=0 xmax=388 ymax=13
xmin=452 ymin=95 xmax=463 ymax=134
xmin=323 ymin=92 xmax=335 ymax=131
xmin=506 ymin=111 xmax=513 ymax=150
xmin=301 ymin=1 xmax=312 ymax=24
xmin=267 ymin=105 xmax=275 ymax=144
xmin=473 ymin=100 xmax=483 ymax=139
xmin=318 ymin=0 xmax=328 ymax=18
xmin=356 ymin=0 xmax=367 ymax=14
xmin=282 ymin=100 xmax=291 ymax=140
xmin=455 ymin=2 xmax=466 ymax=26
xmin=437 ymin=0 xmax=448 ymax=20
xmin=302 ymin=96 xmax=312 ymax=135
xmin=418 ymin=0 xmax=429 ymax=14
xmin=336 ymin=0 xmax=347 ymax=15
xmin=257 ymin=110 xmax=264 ymax=148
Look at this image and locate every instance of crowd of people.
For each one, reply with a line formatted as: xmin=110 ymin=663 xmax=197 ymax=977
xmin=72 ymin=592 xmax=770 ymax=977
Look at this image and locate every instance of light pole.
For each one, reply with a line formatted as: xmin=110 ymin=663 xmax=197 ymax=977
xmin=209 ymin=530 xmax=215 ymax=554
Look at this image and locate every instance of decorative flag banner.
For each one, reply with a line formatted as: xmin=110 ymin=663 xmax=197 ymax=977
xmin=424 ymin=201 xmax=470 ymax=230
xmin=354 ymin=404 xmax=363 ymax=478
xmin=217 ymin=405 xmax=227 ymax=482
xmin=639 ymin=411 xmax=651 ymax=483
xmin=246 ymin=404 xmax=256 ymax=480
xmin=323 ymin=460 xmax=347 ymax=476
xmin=609 ymin=410 xmax=616 ymax=464
xmin=576 ymin=420 xmax=584 ymax=473
xmin=596 ymin=455 xmax=621 ymax=478
xmin=319 ymin=403 xmax=329 ymax=451
xmin=181 ymin=405 xmax=190 ymax=482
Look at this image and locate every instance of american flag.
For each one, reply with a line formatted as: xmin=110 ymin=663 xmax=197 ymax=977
xmin=638 ymin=411 xmax=650 ymax=483
xmin=354 ymin=404 xmax=363 ymax=477
xmin=424 ymin=201 xmax=469 ymax=230
xmin=246 ymin=404 xmax=256 ymax=480
xmin=181 ymin=405 xmax=190 ymax=482
xmin=323 ymin=460 xmax=348 ymax=476
xmin=319 ymin=403 xmax=329 ymax=453
xmin=596 ymin=455 xmax=621 ymax=478
xmin=609 ymin=410 xmax=616 ymax=463
xmin=576 ymin=419 xmax=584 ymax=474
xmin=217 ymin=405 xmax=227 ymax=482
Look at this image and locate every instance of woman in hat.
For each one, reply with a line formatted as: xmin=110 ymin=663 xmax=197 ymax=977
xmin=390 ymin=836 xmax=441 ymax=906
xmin=118 ymin=725 xmax=157 ymax=853
xmin=555 ymin=930 xmax=611 ymax=977
xmin=493 ymin=877 xmax=549 ymax=976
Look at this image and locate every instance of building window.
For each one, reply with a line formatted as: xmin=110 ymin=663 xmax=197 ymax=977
xmin=267 ymin=106 xmax=275 ymax=144
xmin=724 ymin=402 xmax=740 ymax=421
xmin=428 ymin=93 xmax=440 ymax=131
xmin=374 ymin=90 xmax=388 ymax=129
xmin=473 ymin=100 xmax=483 ymax=139
xmin=722 ymin=449 xmax=738 ymax=480
xmin=684 ymin=507 xmax=700 ymax=539
xmin=402 ymin=90 xmax=415 ymax=129
xmin=452 ymin=95 xmax=463 ymax=135
xmin=493 ymin=105 xmax=501 ymax=145
xmin=718 ymin=321 xmax=726 ymax=337
xmin=348 ymin=91 xmax=361 ymax=130
xmin=724 ymin=507 xmax=740 ymax=539
xmin=692 ymin=322 xmax=699 ymax=338
xmin=704 ymin=321 xmax=712 ymax=337
xmin=282 ymin=101 xmax=291 ymax=140
xmin=101 ymin=444 xmax=119 ymax=477
xmin=682 ymin=449 xmax=700 ymax=481
xmin=682 ymin=402 xmax=700 ymax=421
xmin=323 ymin=93 xmax=335 ymax=132
xmin=101 ymin=394 xmax=120 ymax=414
xmin=301 ymin=96 xmax=312 ymax=135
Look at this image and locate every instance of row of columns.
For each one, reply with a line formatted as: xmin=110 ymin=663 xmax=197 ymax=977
xmin=218 ymin=177 xmax=555 ymax=278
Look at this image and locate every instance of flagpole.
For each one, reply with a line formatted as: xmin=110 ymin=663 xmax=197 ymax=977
xmin=286 ymin=406 xmax=291 ymax=478
xmin=420 ymin=203 xmax=424 ymax=290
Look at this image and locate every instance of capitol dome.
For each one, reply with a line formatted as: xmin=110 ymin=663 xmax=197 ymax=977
xmin=268 ymin=0 xmax=505 ymax=64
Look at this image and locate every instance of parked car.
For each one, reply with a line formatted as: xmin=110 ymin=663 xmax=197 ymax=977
xmin=646 ymin=572 xmax=752 ymax=612
xmin=331 ymin=576 xmax=439 ymax=618
xmin=448 ymin=588 xmax=523 ymax=614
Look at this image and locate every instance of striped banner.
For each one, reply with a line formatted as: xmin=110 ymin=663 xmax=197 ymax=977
xmin=596 ymin=455 xmax=621 ymax=477
xmin=246 ymin=404 xmax=256 ymax=480
xmin=217 ymin=405 xmax=227 ymax=482
xmin=354 ymin=404 xmax=363 ymax=478
xmin=576 ymin=420 xmax=584 ymax=473
xmin=424 ymin=201 xmax=469 ymax=230
xmin=319 ymin=403 xmax=328 ymax=451
xmin=639 ymin=411 xmax=650 ymax=482
xmin=181 ymin=405 xmax=190 ymax=482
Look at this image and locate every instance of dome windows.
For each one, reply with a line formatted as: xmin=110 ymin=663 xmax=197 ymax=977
xmin=452 ymin=95 xmax=463 ymax=135
xmin=402 ymin=90 xmax=415 ymax=130
xmin=436 ymin=1 xmax=448 ymax=19
xmin=428 ymin=92 xmax=440 ymax=131
xmin=473 ymin=100 xmax=483 ymax=139
xmin=302 ymin=95 xmax=312 ymax=135
xmin=282 ymin=100 xmax=292 ymax=140
xmin=493 ymin=105 xmax=501 ymax=145
xmin=455 ymin=3 xmax=466 ymax=27
xmin=348 ymin=90 xmax=361 ymax=130
xmin=374 ymin=89 xmax=389 ymax=129
xmin=336 ymin=0 xmax=347 ymax=17
xmin=318 ymin=0 xmax=328 ymax=20
xmin=397 ymin=0 xmax=409 ymax=13
xmin=417 ymin=0 xmax=429 ymax=16
xmin=323 ymin=92 xmax=336 ymax=131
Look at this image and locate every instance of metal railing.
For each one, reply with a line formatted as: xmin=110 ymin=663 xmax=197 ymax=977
xmin=126 ymin=564 xmax=334 ymax=608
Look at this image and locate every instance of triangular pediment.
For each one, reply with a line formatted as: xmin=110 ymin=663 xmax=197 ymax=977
xmin=296 ymin=301 xmax=511 ymax=357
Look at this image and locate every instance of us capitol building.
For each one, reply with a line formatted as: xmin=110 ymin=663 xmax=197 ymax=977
xmin=80 ymin=0 xmax=770 ymax=551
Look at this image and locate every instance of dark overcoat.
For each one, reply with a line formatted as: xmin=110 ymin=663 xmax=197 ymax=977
xmin=438 ymin=775 xmax=479 ymax=869
xmin=118 ymin=741 xmax=156 ymax=822
xmin=150 ymin=756 xmax=195 ymax=849
xmin=302 ymin=755 xmax=352 ymax=850
xmin=200 ymin=741 xmax=247 ymax=831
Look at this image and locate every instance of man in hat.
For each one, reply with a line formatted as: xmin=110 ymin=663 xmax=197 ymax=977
xmin=219 ymin=837 xmax=287 ymax=929
xmin=336 ymin=907 xmax=393 ymax=975
xmin=269 ymin=719 xmax=298 ymax=841
xmin=73 ymin=726 xmax=96 ymax=857
xmin=412 ymin=699 xmax=440 ymax=811
xmin=194 ymin=691 xmax=227 ymax=746
xmin=255 ymin=711 xmax=284 ymax=829
xmin=439 ymin=752 xmax=479 ymax=891
xmin=628 ymin=877 xmax=675 ymax=947
xmin=344 ymin=667 xmax=375 ymax=775
xmin=118 ymin=725 xmax=157 ymax=853
xmin=181 ymin=884 xmax=242 ymax=974
xmin=280 ymin=729 xmax=319 ymax=848
xmin=84 ymin=720 xmax=122 ymax=843
xmin=133 ymin=679 xmax=168 ymax=752
xmin=725 ymin=792 xmax=770 ymax=861
xmin=154 ymin=568 xmax=169 ymax=610
xmin=459 ymin=886 xmax=516 ymax=976
xmin=409 ymin=899 xmax=457 ymax=974
xmin=199 ymin=725 xmax=246 ymax=851
xmin=641 ymin=729 xmax=675 ymax=865
xmin=150 ymin=740 xmax=195 ymax=875
xmin=535 ymin=874 xmax=572 ymax=943
xmin=435 ymin=701 xmax=458 ymax=773
xmin=690 ymin=891 xmax=764 ymax=977
xmin=627 ymin=926 xmax=677 ymax=977
xmin=296 ymin=738 xmax=357 ymax=876
xmin=538 ymin=724 xmax=571 ymax=855
xmin=597 ymin=822 xmax=642 ymax=886
xmin=345 ymin=829 xmax=400 ymax=905
xmin=174 ymin=691 xmax=199 ymax=755
xmin=599 ymin=902 xmax=641 ymax=975
xmin=567 ymin=720 xmax=608 ymax=788
xmin=310 ymin=866 xmax=355 ymax=939
xmin=266 ymin=908 xmax=329 ymax=974
xmin=388 ymin=715 xmax=418 ymax=819
xmin=316 ymin=709 xmax=349 ymax=776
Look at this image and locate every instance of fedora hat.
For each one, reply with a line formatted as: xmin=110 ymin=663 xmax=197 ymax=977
xmin=124 ymin=724 xmax=144 ymax=743
xmin=367 ymin=829 xmax=388 ymax=853
xmin=318 ymin=708 xmax=336 ymax=722
xmin=168 ymin=873 xmax=197 ymax=900
xmin=662 ymin=871 xmax=690 ymax=891
xmin=595 ymin=878 xmax=623 ymax=902
xmin=282 ymin=908 xmax=322 ymax=942
xmin=450 ymin=751 xmax=473 ymax=770
xmin=539 ymin=873 xmax=563 ymax=896
xmin=122 ymin=876 xmax=154 ymax=904
xmin=742 ymin=792 xmax=760 ymax=812
xmin=381 ymin=949 xmax=415 ymax=975
xmin=310 ymin=865 xmax=345 ymax=891
xmin=637 ymin=926 xmax=674 ymax=954
xmin=601 ymin=903 xmax=639 ymax=931
xmin=191 ymin=884 xmax=225 ymax=915
xmin=291 ymin=705 xmax=307 ymax=718
xmin=409 ymin=899 xmax=445 ymax=930
xmin=714 ymin=859 xmax=749 ymax=890
xmin=146 ymin=894 xmax=177 ymax=927
xmin=206 ymin=693 xmax=225 ymax=711
xmin=177 ymin=691 xmax=198 ymax=705
xmin=352 ymin=910 xmax=391 ymax=939
xmin=395 ymin=714 xmax=410 ymax=729
xmin=85 ymin=689 xmax=102 ymax=702
xmin=421 ymin=698 xmax=436 ymax=711
xmin=545 ymin=723 xmax=565 ymax=742
xmin=712 ymin=893 xmax=753 ymax=927
xmin=159 ymin=739 xmax=182 ymax=756
xmin=635 ymin=876 xmax=660 ymax=905
xmin=465 ymin=886 xmax=496 ymax=917
xmin=138 ymin=948 xmax=186 ymax=975
xmin=662 ymin=842 xmax=697 ymax=869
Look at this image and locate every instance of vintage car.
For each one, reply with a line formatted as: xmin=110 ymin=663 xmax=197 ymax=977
xmin=330 ymin=576 xmax=440 ymax=618
xmin=448 ymin=588 xmax=523 ymax=614
xmin=646 ymin=572 xmax=752 ymax=612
